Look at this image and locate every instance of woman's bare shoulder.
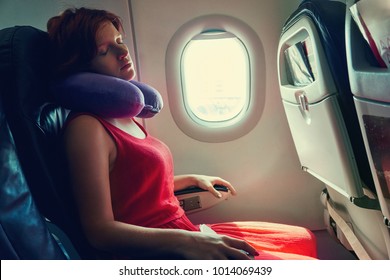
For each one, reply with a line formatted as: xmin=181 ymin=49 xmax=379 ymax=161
xmin=64 ymin=114 xmax=112 ymax=148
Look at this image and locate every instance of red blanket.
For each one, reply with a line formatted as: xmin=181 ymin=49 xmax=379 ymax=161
xmin=209 ymin=221 xmax=317 ymax=260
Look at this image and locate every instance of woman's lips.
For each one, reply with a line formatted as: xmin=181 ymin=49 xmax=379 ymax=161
xmin=121 ymin=62 xmax=132 ymax=71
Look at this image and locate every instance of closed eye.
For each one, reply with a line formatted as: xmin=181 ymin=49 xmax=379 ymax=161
xmin=97 ymin=35 xmax=124 ymax=56
xmin=98 ymin=48 xmax=109 ymax=56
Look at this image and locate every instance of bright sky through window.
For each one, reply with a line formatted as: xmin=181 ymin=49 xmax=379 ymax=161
xmin=182 ymin=31 xmax=249 ymax=123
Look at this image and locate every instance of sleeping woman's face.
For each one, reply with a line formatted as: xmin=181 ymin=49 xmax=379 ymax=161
xmin=89 ymin=21 xmax=136 ymax=81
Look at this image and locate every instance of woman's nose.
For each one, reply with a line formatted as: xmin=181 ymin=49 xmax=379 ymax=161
xmin=116 ymin=44 xmax=129 ymax=60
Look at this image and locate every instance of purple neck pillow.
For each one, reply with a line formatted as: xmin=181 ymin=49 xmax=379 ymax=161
xmin=51 ymin=72 xmax=163 ymax=118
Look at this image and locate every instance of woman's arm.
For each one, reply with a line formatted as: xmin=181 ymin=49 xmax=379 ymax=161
xmin=174 ymin=174 xmax=237 ymax=198
xmin=64 ymin=115 xmax=252 ymax=259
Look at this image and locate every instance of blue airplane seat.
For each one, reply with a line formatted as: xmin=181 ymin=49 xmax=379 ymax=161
xmin=0 ymin=25 xmax=97 ymax=259
xmin=0 ymin=85 xmax=68 ymax=259
xmin=278 ymin=0 xmax=389 ymax=259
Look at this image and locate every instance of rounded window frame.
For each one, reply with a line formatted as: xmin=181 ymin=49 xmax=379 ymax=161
xmin=166 ymin=14 xmax=265 ymax=142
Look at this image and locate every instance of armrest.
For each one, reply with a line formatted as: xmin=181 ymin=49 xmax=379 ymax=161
xmin=174 ymin=185 xmax=231 ymax=214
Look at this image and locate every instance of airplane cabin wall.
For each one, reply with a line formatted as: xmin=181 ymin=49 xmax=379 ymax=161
xmin=0 ymin=0 xmax=326 ymax=230
xmin=130 ymin=0 xmax=325 ymax=229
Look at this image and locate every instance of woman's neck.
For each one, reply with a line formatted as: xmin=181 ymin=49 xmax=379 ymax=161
xmin=104 ymin=117 xmax=146 ymax=139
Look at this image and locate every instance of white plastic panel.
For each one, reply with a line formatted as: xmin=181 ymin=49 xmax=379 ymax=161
xmin=278 ymin=14 xmax=362 ymax=198
xmin=354 ymin=98 xmax=390 ymax=222
xmin=283 ymin=96 xmax=362 ymax=198
xmin=278 ymin=16 xmax=336 ymax=105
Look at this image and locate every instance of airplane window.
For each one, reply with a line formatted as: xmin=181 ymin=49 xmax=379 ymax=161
xmin=166 ymin=15 xmax=265 ymax=142
xmin=181 ymin=31 xmax=249 ymax=124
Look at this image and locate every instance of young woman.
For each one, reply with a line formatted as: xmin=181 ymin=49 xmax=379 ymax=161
xmin=47 ymin=7 xmax=317 ymax=260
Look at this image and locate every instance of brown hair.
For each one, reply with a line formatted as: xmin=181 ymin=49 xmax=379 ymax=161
xmin=47 ymin=7 xmax=124 ymax=78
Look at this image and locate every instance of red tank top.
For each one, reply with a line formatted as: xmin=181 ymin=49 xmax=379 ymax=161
xmin=68 ymin=114 xmax=186 ymax=228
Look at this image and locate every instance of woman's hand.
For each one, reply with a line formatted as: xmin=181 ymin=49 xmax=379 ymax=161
xmin=195 ymin=175 xmax=237 ymax=198
xmin=174 ymin=231 xmax=257 ymax=260
xmin=174 ymin=174 xmax=237 ymax=198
